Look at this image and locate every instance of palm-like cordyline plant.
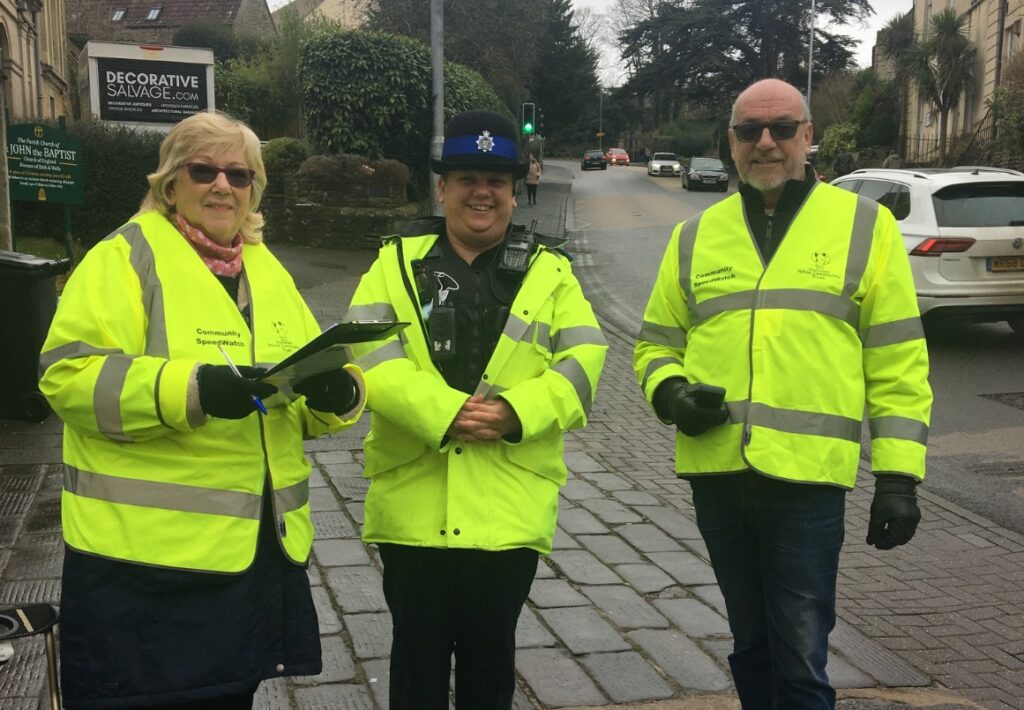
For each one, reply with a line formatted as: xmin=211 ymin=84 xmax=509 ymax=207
xmin=910 ymin=8 xmax=976 ymax=164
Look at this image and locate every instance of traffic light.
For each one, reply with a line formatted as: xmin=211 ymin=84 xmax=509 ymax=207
xmin=522 ymin=102 xmax=535 ymax=135
xmin=536 ymin=108 xmax=544 ymax=136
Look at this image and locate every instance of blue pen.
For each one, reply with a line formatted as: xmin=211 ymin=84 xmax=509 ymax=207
xmin=217 ymin=345 xmax=268 ymax=415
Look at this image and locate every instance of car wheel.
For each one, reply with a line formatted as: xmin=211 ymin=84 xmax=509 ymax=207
xmin=601 ymin=165 xmax=607 ymax=170
xmin=1009 ymin=315 xmax=1024 ymax=335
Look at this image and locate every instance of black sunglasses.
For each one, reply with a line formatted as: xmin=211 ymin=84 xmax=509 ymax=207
xmin=184 ymin=162 xmax=256 ymax=188
xmin=731 ymin=120 xmax=807 ymax=143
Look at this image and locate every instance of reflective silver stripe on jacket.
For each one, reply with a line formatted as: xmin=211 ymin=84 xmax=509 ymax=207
xmin=861 ymin=317 xmax=925 ymax=348
xmin=637 ymin=321 xmax=687 ymax=349
xmin=501 ymin=312 xmax=533 ymax=348
xmin=275 ymin=479 xmax=311 ymax=514
xmin=354 ymin=339 xmax=406 ymax=372
xmin=869 ymin=415 xmax=928 ymax=444
xmin=843 ymin=197 xmax=877 ymax=300
xmin=552 ymin=325 xmax=606 ymax=352
xmin=747 ymin=402 xmax=861 ymax=442
xmin=694 ymin=289 xmax=861 ymax=328
xmin=676 ymin=216 xmax=701 ymax=319
xmin=110 ymin=222 xmax=169 ymax=359
xmin=64 ymin=464 xmax=309 ymax=519
xmin=39 ymin=341 xmax=125 ymax=376
xmin=640 ymin=356 xmax=679 ymax=391
xmin=65 ymin=464 xmax=262 ymax=519
xmin=94 ymin=355 xmax=136 ymax=442
xmin=553 ymin=358 xmax=594 ymax=414
xmin=345 ymin=303 xmax=399 ymax=322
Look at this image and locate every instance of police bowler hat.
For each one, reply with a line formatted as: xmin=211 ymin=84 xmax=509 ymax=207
xmin=431 ymin=110 xmax=528 ymax=179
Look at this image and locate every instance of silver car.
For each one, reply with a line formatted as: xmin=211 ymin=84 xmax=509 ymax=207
xmin=648 ymin=152 xmax=681 ymax=177
xmin=832 ymin=167 xmax=1024 ymax=333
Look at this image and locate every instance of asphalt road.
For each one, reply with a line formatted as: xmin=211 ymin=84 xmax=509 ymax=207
xmin=557 ymin=159 xmax=1024 ymax=536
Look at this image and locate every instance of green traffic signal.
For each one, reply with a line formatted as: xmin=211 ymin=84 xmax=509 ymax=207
xmin=523 ymin=121 xmax=535 ymax=135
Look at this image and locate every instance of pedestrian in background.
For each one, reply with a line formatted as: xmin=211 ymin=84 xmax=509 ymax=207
xmin=39 ymin=111 xmax=366 ymax=709
xmin=833 ymin=146 xmax=855 ymax=176
xmin=883 ymin=149 xmax=904 ymax=168
xmin=634 ymin=78 xmax=932 ymax=708
xmin=346 ymin=110 xmax=607 ymax=709
xmin=525 ymin=153 xmax=542 ymax=205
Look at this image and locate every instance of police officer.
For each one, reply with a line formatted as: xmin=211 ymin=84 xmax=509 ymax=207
xmin=634 ymin=79 xmax=932 ymax=708
xmin=346 ymin=110 xmax=607 ymax=709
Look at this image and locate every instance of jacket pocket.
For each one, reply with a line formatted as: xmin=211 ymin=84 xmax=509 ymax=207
xmin=505 ymin=434 xmax=567 ymax=486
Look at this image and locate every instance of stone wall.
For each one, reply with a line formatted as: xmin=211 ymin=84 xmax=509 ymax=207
xmin=261 ymin=173 xmax=426 ymax=249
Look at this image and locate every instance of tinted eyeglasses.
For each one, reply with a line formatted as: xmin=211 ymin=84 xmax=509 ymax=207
xmin=731 ymin=120 xmax=807 ymax=143
xmin=184 ymin=162 xmax=256 ymax=188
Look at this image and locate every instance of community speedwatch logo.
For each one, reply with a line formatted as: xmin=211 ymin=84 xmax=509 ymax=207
xmin=269 ymin=320 xmax=296 ymax=352
xmin=798 ymin=251 xmax=841 ymax=281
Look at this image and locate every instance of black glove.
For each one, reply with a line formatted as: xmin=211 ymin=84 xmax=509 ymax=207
xmin=866 ymin=474 xmax=921 ymax=550
xmin=294 ymin=369 xmax=358 ymax=414
xmin=198 ymin=365 xmax=277 ymax=419
xmin=657 ymin=378 xmax=729 ymax=437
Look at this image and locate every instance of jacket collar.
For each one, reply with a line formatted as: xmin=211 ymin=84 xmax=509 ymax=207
xmin=738 ymin=164 xmax=818 ymax=217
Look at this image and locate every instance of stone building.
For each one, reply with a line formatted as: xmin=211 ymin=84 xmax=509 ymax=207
xmin=81 ymin=0 xmax=276 ymax=45
xmin=905 ymin=0 xmax=1024 ymax=161
xmin=0 ymin=0 xmax=71 ymax=120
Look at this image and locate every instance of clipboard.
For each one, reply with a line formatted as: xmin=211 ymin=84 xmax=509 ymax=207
xmin=257 ymin=320 xmax=408 ymax=390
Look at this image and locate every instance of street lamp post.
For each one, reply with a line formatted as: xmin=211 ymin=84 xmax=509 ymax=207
xmin=806 ymin=0 xmax=816 ymax=106
xmin=430 ymin=0 xmax=444 ymax=215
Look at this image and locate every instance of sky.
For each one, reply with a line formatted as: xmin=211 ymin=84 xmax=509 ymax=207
xmin=266 ymin=0 xmax=915 ymax=87
xmin=573 ymin=0 xmax=915 ymax=86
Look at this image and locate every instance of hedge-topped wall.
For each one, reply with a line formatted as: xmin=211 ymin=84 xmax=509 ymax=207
xmin=300 ymin=29 xmax=508 ymax=198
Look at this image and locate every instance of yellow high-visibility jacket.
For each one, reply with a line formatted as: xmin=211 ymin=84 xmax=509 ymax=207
xmin=347 ymin=231 xmax=607 ymax=553
xmin=634 ymin=184 xmax=932 ymax=487
xmin=40 ymin=211 xmax=363 ymax=572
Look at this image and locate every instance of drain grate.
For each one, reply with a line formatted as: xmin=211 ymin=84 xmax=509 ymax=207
xmin=973 ymin=462 xmax=1024 ymax=478
xmin=979 ymin=391 xmax=1024 ymax=412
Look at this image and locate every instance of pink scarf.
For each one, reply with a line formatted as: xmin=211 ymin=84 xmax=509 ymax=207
xmin=173 ymin=214 xmax=243 ymax=277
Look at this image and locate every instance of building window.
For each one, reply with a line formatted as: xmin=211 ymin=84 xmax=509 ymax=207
xmin=145 ymin=7 xmax=162 ymax=21
xmin=111 ymin=9 xmax=126 ymax=21
xmin=1007 ymin=20 xmax=1022 ymax=60
xmin=49 ymin=96 xmax=55 ymax=118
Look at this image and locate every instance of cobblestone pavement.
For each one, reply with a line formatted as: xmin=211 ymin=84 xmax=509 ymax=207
xmin=1 ymin=166 xmax=1022 ymax=708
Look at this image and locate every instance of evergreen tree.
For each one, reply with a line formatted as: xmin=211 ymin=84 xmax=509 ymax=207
xmin=529 ymin=0 xmax=602 ymax=149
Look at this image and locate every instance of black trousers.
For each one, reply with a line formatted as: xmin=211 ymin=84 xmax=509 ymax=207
xmin=525 ymin=184 xmax=538 ymax=203
xmin=378 ymin=544 xmax=538 ymax=710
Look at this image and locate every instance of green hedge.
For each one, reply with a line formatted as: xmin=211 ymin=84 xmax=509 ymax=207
xmin=12 ymin=119 xmax=162 ymax=248
xmin=299 ymin=29 xmax=506 ymax=197
xmin=262 ymin=137 xmax=310 ymax=194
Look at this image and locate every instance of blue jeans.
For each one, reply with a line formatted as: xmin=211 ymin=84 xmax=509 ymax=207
xmin=689 ymin=472 xmax=846 ymax=710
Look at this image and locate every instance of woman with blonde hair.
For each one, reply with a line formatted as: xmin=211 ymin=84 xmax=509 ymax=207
xmin=40 ymin=111 xmax=365 ymax=709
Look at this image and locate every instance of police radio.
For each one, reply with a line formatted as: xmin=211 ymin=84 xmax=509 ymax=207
xmin=497 ymin=220 xmax=537 ymax=275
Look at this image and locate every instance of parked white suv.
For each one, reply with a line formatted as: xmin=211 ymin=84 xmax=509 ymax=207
xmin=832 ymin=167 xmax=1024 ymax=334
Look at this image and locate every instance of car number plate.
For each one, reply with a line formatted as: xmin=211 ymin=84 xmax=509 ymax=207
xmin=988 ymin=256 xmax=1024 ymax=272
xmin=702 ymin=178 xmax=716 ymax=183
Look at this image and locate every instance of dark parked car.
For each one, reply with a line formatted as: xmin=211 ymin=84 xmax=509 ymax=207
xmin=683 ymin=157 xmax=730 ymax=191
xmin=581 ymin=149 xmax=608 ymax=170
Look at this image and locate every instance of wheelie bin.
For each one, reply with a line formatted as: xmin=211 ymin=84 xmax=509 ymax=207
xmin=0 ymin=251 xmax=71 ymax=422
